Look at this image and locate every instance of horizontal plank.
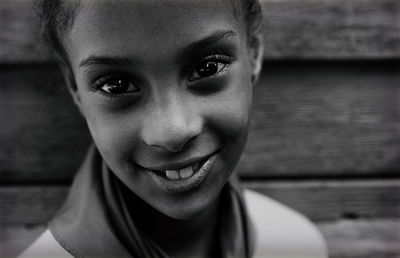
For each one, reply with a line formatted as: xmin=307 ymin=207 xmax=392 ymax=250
xmin=0 ymin=186 xmax=69 ymax=225
xmin=261 ymin=0 xmax=400 ymax=59
xmin=0 ymin=66 xmax=91 ymax=182
xmin=1 ymin=220 xmax=399 ymax=258
xmin=319 ymin=219 xmax=400 ymax=258
xmin=1 ymin=61 xmax=399 ymax=181
xmin=1 ymin=179 xmax=399 ymax=225
xmin=0 ymin=224 xmax=46 ymax=258
xmin=238 ymin=61 xmax=400 ymax=178
xmin=0 ymin=0 xmax=399 ymax=63
xmin=246 ymin=179 xmax=400 ymax=221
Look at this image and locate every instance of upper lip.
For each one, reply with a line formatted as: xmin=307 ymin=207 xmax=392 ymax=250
xmin=140 ymin=152 xmax=216 ymax=171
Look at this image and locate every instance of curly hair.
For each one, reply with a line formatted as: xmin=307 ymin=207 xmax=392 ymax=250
xmin=36 ymin=0 xmax=263 ymax=62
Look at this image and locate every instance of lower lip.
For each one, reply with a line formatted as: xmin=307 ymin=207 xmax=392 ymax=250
xmin=147 ymin=153 xmax=217 ymax=193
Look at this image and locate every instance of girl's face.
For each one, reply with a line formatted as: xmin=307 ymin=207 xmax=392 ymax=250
xmin=64 ymin=0 xmax=262 ymax=219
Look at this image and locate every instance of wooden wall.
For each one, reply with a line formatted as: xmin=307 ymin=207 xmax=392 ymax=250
xmin=1 ymin=0 xmax=400 ymax=257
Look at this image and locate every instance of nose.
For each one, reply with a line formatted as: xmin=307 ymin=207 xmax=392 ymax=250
xmin=141 ymin=95 xmax=203 ymax=152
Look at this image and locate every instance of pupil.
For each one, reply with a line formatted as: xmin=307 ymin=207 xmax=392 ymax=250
xmin=198 ymin=61 xmax=218 ymax=77
xmin=107 ymin=79 xmax=128 ymax=93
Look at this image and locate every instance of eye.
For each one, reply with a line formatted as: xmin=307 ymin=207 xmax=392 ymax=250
xmin=189 ymin=56 xmax=230 ymax=81
xmin=94 ymin=76 xmax=139 ymax=95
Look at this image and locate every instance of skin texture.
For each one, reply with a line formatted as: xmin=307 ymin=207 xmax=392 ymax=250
xmin=62 ymin=0 xmax=263 ymax=257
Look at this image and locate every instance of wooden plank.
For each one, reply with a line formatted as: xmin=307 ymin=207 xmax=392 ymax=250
xmin=319 ymin=219 xmax=400 ymax=258
xmin=1 ymin=62 xmax=399 ymax=181
xmin=245 ymin=179 xmax=400 ymax=221
xmin=0 ymin=0 xmax=49 ymax=63
xmin=0 ymin=0 xmax=399 ymax=63
xmin=1 ymin=179 xmax=399 ymax=225
xmin=0 ymin=66 xmax=91 ymax=182
xmin=261 ymin=0 xmax=400 ymax=59
xmin=238 ymin=61 xmax=400 ymax=178
xmin=0 ymin=224 xmax=46 ymax=258
xmin=0 ymin=186 xmax=68 ymax=225
xmin=1 ymin=220 xmax=399 ymax=258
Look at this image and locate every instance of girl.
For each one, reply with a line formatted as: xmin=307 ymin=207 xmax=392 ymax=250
xmin=21 ymin=0 xmax=327 ymax=257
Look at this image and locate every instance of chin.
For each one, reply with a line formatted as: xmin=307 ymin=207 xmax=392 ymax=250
xmin=159 ymin=184 xmax=222 ymax=221
xmin=165 ymin=206 xmax=206 ymax=221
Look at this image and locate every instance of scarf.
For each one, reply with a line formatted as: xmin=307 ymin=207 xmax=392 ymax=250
xmin=50 ymin=145 xmax=255 ymax=258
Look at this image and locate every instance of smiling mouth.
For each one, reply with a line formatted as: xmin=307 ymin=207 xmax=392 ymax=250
xmin=150 ymin=156 xmax=208 ymax=180
xmin=144 ymin=153 xmax=218 ymax=193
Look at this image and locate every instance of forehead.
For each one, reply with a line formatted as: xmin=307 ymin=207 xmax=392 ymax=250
xmin=65 ymin=0 xmax=245 ymax=64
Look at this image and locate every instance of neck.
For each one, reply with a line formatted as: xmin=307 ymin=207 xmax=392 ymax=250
xmin=130 ymin=193 xmax=221 ymax=258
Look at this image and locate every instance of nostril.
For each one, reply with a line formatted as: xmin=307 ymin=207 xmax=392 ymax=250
xmin=143 ymin=134 xmax=192 ymax=153
xmin=162 ymin=138 xmax=191 ymax=153
xmin=141 ymin=116 xmax=204 ymax=152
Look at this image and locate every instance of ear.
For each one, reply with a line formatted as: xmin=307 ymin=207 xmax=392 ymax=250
xmin=60 ymin=63 xmax=85 ymax=117
xmin=247 ymin=33 xmax=264 ymax=85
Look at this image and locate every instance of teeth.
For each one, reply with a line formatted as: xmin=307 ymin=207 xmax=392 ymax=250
xmin=179 ymin=166 xmax=194 ymax=179
xmin=164 ymin=165 xmax=195 ymax=180
xmin=165 ymin=170 xmax=180 ymax=180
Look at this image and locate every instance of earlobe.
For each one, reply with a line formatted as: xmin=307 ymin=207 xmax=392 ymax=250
xmin=60 ymin=63 xmax=85 ymax=117
xmin=248 ymin=33 xmax=264 ymax=85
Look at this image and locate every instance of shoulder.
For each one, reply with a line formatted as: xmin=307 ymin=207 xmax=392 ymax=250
xmin=18 ymin=229 xmax=72 ymax=258
xmin=244 ymin=189 xmax=328 ymax=258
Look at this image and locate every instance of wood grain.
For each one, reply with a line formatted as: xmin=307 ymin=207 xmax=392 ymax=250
xmin=1 ymin=198 xmax=399 ymax=257
xmin=1 ymin=220 xmax=399 ymax=258
xmin=0 ymin=186 xmax=68 ymax=225
xmin=1 ymin=3 xmax=398 ymax=258
xmin=261 ymin=0 xmax=400 ymax=59
xmin=1 ymin=179 xmax=399 ymax=225
xmin=0 ymin=0 xmax=399 ymax=63
xmin=0 ymin=66 xmax=91 ymax=182
xmin=1 ymin=220 xmax=400 ymax=258
xmin=1 ymin=62 xmax=398 ymax=181
xmin=239 ymin=61 xmax=400 ymax=178
xmin=319 ymin=219 xmax=400 ymax=258
xmin=0 ymin=224 xmax=46 ymax=258
xmin=245 ymin=179 xmax=400 ymax=221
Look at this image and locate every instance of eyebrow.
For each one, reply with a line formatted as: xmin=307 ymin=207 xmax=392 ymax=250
xmin=78 ymin=30 xmax=237 ymax=68
xmin=79 ymin=55 xmax=133 ymax=68
xmin=180 ymin=30 xmax=237 ymax=59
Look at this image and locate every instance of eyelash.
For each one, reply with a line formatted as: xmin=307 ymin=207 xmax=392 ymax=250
xmin=90 ymin=54 xmax=233 ymax=97
xmin=188 ymin=54 xmax=233 ymax=82
xmin=91 ymin=74 xmax=140 ymax=98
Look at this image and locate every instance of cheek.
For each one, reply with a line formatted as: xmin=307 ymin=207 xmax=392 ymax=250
xmin=79 ymin=97 xmax=139 ymax=169
xmin=210 ymin=67 xmax=253 ymax=166
xmin=209 ymin=71 xmax=253 ymax=143
xmin=211 ymin=101 xmax=250 ymax=147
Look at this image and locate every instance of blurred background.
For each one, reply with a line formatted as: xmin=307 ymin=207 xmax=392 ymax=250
xmin=0 ymin=0 xmax=399 ymax=257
